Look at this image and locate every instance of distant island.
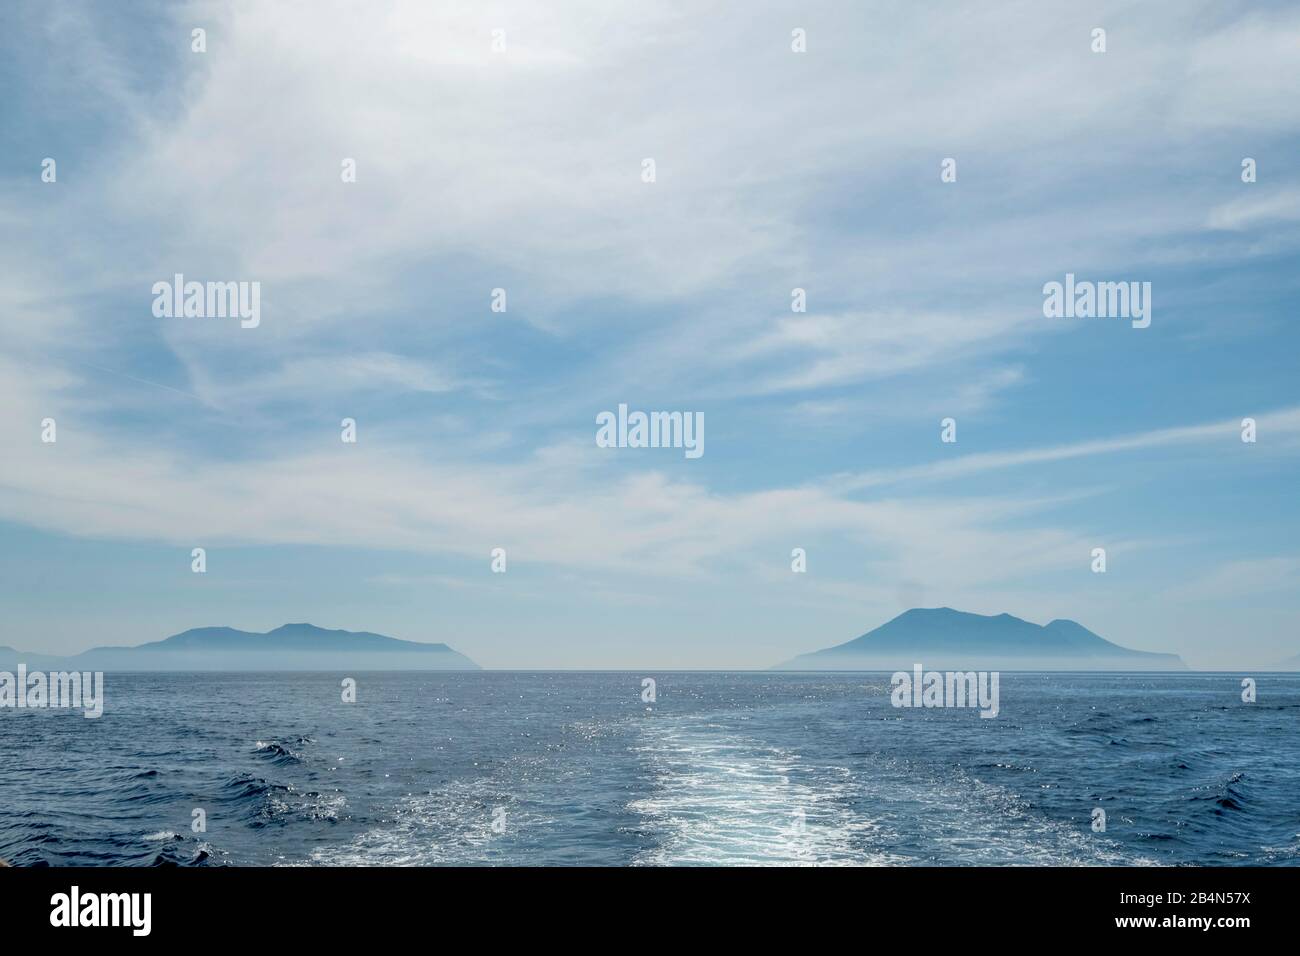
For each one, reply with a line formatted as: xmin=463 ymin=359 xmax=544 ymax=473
xmin=777 ymin=607 xmax=1186 ymax=671
xmin=0 ymin=623 xmax=479 ymax=672
xmin=1274 ymin=651 xmax=1300 ymax=671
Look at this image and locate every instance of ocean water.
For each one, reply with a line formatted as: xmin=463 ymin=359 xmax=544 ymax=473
xmin=1 ymin=672 xmax=1297 ymax=866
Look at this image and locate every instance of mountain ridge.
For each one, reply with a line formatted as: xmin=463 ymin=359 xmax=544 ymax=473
xmin=0 ymin=623 xmax=479 ymax=672
xmin=778 ymin=607 xmax=1185 ymax=671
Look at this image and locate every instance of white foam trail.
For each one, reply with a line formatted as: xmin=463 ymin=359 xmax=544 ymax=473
xmin=629 ymin=716 xmax=900 ymax=866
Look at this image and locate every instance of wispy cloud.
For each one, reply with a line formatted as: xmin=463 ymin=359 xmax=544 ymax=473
xmin=827 ymin=406 xmax=1300 ymax=493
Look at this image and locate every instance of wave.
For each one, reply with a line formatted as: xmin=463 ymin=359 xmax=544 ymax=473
xmin=253 ymin=739 xmax=306 ymax=765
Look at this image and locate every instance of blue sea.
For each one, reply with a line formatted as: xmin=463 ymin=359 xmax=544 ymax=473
xmin=2 ymin=672 xmax=1297 ymax=866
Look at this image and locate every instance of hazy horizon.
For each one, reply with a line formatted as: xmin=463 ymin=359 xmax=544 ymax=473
xmin=8 ymin=607 xmax=1297 ymax=672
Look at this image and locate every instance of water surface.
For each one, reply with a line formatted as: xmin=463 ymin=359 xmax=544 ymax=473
xmin=2 ymin=672 xmax=1296 ymax=866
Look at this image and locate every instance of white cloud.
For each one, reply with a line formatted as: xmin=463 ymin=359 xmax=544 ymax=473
xmin=14 ymin=0 xmax=1300 ymax=407
xmin=828 ymin=406 xmax=1300 ymax=493
xmin=1159 ymin=558 xmax=1300 ymax=604
xmin=1206 ymin=188 xmax=1300 ymax=231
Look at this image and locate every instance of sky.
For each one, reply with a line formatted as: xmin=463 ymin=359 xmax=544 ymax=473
xmin=1 ymin=0 xmax=1298 ymax=669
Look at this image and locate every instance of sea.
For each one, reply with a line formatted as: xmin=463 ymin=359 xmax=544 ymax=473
xmin=1 ymin=672 xmax=1297 ymax=866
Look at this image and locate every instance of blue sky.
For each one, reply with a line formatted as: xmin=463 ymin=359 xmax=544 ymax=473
xmin=2 ymin=0 xmax=1298 ymax=668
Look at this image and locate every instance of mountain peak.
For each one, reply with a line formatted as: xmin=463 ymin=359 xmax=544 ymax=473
xmin=268 ymin=622 xmax=330 ymax=634
xmin=780 ymin=606 xmax=1184 ymax=671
